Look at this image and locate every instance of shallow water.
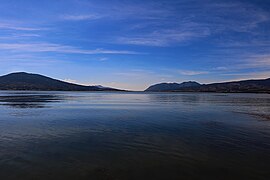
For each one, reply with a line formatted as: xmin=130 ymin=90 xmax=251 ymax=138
xmin=0 ymin=91 xmax=270 ymax=180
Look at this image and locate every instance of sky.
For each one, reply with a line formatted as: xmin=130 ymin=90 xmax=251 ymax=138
xmin=0 ymin=0 xmax=270 ymax=90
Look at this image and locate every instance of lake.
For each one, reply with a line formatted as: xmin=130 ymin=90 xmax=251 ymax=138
xmin=0 ymin=91 xmax=270 ymax=180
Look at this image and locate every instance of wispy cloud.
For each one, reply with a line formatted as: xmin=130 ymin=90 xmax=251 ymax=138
xmin=114 ymin=69 xmax=155 ymax=79
xmin=0 ymin=55 xmax=61 ymax=68
xmin=118 ymin=27 xmax=210 ymax=46
xmin=113 ymin=1 xmax=269 ymax=46
xmin=213 ymin=67 xmax=228 ymax=71
xmin=13 ymin=33 xmax=41 ymax=37
xmin=98 ymin=57 xmax=108 ymax=61
xmin=96 ymin=1 xmax=174 ymax=20
xmin=0 ymin=43 xmax=138 ymax=55
xmin=178 ymin=70 xmax=209 ymax=76
xmin=61 ymin=14 xmax=102 ymax=21
xmin=0 ymin=22 xmax=45 ymax=31
xmin=0 ymin=33 xmax=41 ymax=40
xmin=212 ymin=53 xmax=270 ymax=70
xmin=221 ymin=71 xmax=270 ymax=81
xmin=241 ymin=54 xmax=270 ymax=68
xmin=114 ymin=69 xmax=173 ymax=81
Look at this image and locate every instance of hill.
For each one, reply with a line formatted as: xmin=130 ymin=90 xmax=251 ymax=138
xmin=145 ymin=78 xmax=270 ymax=93
xmin=145 ymin=81 xmax=201 ymax=92
xmin=0 ymin=72 xmax=121 ymax=91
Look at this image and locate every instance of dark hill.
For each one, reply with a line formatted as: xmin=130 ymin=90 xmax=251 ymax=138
xmin=145 ymin=78 xmax=270 ymax=93
xmin=0 ymin=72 xmax=121 ymax=91
xmin=191 ymin=78 xmax=270 ymax=93
xmin=145 ymin=81 xmax=201 ymax=92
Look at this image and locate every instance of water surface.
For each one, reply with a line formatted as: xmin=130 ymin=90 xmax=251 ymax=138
xmin=0 ymin=91 xmax=270 ymax=180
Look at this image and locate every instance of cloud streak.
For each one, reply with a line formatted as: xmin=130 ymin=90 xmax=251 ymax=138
xmin=0 ymin=22 xmax=45 ymax=31
xmin=61 ymin=14 xmax=102 ymax=21
xmin=111 ymin=1 xmax=270 ymax=46
xmin=117 ymin=27 xmax=210 ymax=46
xmin=178 ymin=70 xmax=209 ymax=76
xmin=0 ymin=43 xmax=138 ymax=55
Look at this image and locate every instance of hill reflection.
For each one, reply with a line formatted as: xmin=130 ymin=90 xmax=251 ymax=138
xmin=0 ymin=93 xmax=63 ymax=108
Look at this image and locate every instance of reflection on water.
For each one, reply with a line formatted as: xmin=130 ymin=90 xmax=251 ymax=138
xmin=0 ymin=92 xmax=63 ymax=108
xmin=0 ymin=91 xmax=270 ymax=180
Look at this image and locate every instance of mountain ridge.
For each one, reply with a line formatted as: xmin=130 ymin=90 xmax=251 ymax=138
xmin=1 ymin=72 xmax=270 ymax=93
xmin=0 ymin=72 xmax=122 ymax=91
xmin=145 ymin=78 xmax=270 ymax=93
xmin=145 ymin=81 xmax=201 ymax=92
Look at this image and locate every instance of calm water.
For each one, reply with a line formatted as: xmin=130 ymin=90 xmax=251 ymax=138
xmin=0 ymin=91 xmax=270 ymax=180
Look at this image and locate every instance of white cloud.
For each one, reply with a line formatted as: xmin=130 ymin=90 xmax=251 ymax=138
xmin=61 ymin=14 xmax=102 ymax=21
xmin=14 ymin=33 xmax=41 ymax=37
xmin=0 ymin=43 xmax=138 ymax=55
xmin=244 ymin=54 xmax=270 ymax=68
xmin=113 ymin=1 xmax=269 ymax=47
xmin=0 ymin=22 xmax=45 ymax=31
xmin=98 ymin=57 xmax=108 ymax=61
xmin=213 ymin=67 xmax=228 ymax=71
xmin=221 ymin=71 xmax=270 ymax=81
xmin=178 ymin=70 xmax=209 ymax=76
xmin=215 ymin=54 xmax=270 ymax=71
xmin=117 ymin=26 xmax=210 ymax=46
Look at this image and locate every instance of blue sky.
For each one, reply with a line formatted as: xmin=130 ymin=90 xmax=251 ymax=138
xmin=0 ymin=0 xmax=269 ymax=90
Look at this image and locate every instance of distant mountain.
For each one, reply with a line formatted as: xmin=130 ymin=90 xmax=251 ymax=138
xmin=191 ymin=78 xmax=270 ymax=93
xmin=0 ymin=72 xmax=122 ymax=91
xmin=145 ymin=81 xmax=201 ymax=92
xmin=145 ymin=78 xmax=270 ymax=93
